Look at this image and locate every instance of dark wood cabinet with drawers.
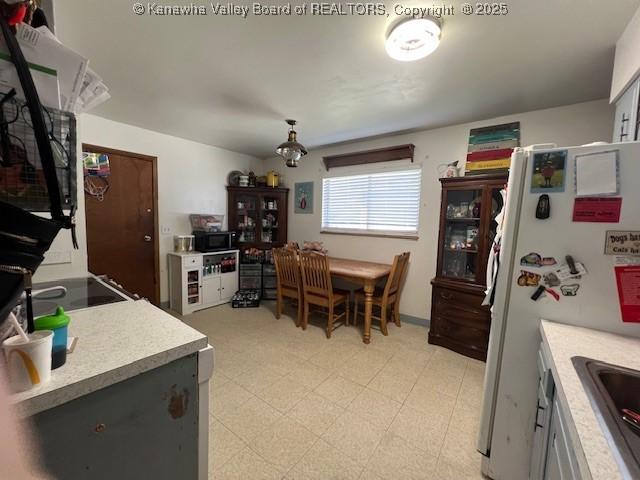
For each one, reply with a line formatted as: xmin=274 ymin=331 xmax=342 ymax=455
xmin=429 ymin=174 xmax=508 ymax=361
xmin=227 ymin=186 xmax=289 ymax=249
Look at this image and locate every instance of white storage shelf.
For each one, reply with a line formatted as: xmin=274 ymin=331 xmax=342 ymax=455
xmin=168 ymin=250 xmax=239 ymax=315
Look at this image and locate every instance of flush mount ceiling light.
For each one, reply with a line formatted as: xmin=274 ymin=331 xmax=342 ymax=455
xmin=276 ymin=119 xmax=308 ymax=167
xmin=385 ymin=16 xmax=441 ymax=62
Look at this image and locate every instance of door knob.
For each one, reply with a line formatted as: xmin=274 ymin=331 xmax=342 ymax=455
xmin=144 ymin=235 xmax=152 ymax=242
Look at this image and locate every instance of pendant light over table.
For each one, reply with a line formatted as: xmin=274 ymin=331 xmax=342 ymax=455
xmin=276 ymin=119 xmax=307 ymax=167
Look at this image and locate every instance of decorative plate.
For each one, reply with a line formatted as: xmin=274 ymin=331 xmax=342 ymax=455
xmin=227 ymin=170 xmax=243 ymax=186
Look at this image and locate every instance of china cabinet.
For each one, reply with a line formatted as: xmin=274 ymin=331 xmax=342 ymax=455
xmin=227 ymin=186 xmax=289 ymax=249
xmin=429 ymin=173 xmax=508 ymax=361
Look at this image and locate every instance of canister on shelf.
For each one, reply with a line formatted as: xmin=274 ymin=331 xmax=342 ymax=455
xmin=174 ymin=235 xmax=194 ymax=252
xmin=266 ymin=170 xmax=279 ymax=188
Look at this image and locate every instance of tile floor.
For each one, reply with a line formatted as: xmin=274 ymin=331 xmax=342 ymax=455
xmin=182 ymin=303 xmax=487 ymax=480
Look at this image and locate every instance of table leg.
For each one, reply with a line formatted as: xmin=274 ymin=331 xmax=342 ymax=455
xmin=363 ymin=280 xmax=374 ymax=344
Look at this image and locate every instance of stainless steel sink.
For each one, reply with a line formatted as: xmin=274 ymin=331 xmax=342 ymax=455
xmin=572 ymin=356 xmax=640 ymax=479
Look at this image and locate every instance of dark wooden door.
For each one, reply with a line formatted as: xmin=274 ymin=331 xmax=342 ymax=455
xmin=83 ymin=145 xmax=159 ymax=304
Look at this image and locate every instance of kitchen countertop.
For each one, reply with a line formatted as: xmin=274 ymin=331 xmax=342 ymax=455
xmin=540 ymin=320 xmax=640 ymax=480
xmin=9 ymin=300 xmax=208 ymax=418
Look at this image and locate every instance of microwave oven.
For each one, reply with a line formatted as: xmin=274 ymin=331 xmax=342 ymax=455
xmin=193 ymin=231 xmax=237 ymax=252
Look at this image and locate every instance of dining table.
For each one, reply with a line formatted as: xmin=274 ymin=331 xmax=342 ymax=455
xmin=328 ymin=257 xmax=392 ymax=344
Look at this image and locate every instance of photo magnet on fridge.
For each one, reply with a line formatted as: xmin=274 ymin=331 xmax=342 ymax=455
xmin=530 ymin=150 xmax=567 ymax=193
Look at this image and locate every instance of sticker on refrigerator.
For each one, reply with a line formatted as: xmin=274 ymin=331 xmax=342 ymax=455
xmin=614 ymin=265 xmax=640 ymax=323
xmin=605 ymin=231 xmax=640 ymax=256
xmin=554 ymin=261 xmax=587 ymax=281
xmin=520 ymin=253 xmax=542 ymax=267
xmin=517 ymin=271 xmax=541 ymax=286
xmin=530 ymin=150 xmax=567 ymax=193
xmin=572 ymin=197 xmax=622 ymax=223
xmin=520 ymin=253 xmax=556 ymax=268
xmin=615 ymin=256 xmax=640 ymax=266
xmin=545 ymin=288 xmax=560 ymax=301
xmin=543 ymin=272 xmax=561 ymax=287
xmin=560 ymin=284 xmax=580 ymax=297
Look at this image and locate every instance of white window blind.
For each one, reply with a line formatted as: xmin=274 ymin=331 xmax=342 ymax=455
xmin=321 ymin=167 xmax=421 ymax=236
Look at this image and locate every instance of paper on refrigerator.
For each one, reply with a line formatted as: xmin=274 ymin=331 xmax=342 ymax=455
xmin=0 ymin=49 xmax=60 ymax=109
xmin=75 ymin=67 xmax=110 ymax=114
xmin=77 ymin=89 xmax=110 ymax=114
xmin=34 ymin=27 xmax=110 ymax=113
xmin=0 ymin=23 xmax=89 ymax=112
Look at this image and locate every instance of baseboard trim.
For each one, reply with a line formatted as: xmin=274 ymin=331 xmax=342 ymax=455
xmin=399 ymin=314 xmax=430 ymax=328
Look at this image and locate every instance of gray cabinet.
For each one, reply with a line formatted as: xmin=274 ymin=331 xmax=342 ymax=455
xmin=531 ymin=346 xmax=555 ymax=479
xmin=531 ymin=379 xmax=552 ymax=478
xmin=530 ymin=346 xmax=581 ymax=480
xmin=612 ymin=78 xmax=640 ymax=143
xmin=544 ymin=398 xmax=579 ymax=480
xmin=31 ymin=355 xmax=199 ymax=480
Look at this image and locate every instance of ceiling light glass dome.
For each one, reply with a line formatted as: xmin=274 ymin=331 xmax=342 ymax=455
xmin=385 ymin=17 xmax=441 ymax=62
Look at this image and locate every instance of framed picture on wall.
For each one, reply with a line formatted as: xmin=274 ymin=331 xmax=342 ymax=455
xmin=294 ymin=182 xmax=314 ymax=214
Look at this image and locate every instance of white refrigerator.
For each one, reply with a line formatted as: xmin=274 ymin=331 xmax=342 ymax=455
xmin=476 ymin=141 xmax=640 ymax=479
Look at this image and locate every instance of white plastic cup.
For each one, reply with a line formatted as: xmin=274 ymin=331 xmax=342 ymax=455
xmin=2 ymin=330 xmax=53 ymax=393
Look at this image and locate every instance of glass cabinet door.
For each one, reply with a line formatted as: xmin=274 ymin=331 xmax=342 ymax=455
xmin=260 ymin=194 xmax=281 ymax=245
xmin=234 ymin=194 xmax=258 ymax=244
xmin=441 ymin=188 xmax=483 ymax=281
xmin=186 ymin=269 xmax=201 ymax=305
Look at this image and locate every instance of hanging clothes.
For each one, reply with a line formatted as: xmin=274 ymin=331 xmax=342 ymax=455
xmin=483 ymin=188 xmax=507 ymax=306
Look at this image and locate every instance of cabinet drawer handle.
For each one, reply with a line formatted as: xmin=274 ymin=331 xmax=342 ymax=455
xmin=534 ymin=401 xmax=545 ymax=431
xmin=440 ymin=292 xmax=454 ymax=300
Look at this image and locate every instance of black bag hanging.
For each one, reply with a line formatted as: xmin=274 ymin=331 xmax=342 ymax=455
xmin=0 ymin=12 xmax=76 ymax=328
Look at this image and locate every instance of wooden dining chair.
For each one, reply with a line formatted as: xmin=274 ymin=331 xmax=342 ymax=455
xmin=392 ymin=251 xmax=410 ymax=327
xmin=272 ymin=247 xmax=302 ymax=327
xmin=298 ymin=251 xmax=350 ymax=338
xmin=353 ymin=252 xmax=410 ymax=335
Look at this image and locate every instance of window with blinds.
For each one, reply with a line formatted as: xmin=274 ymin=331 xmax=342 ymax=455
xmin=321 ymin=167 xmax=422 ymax=237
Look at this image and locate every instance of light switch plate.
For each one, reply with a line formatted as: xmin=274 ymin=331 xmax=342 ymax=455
xmin=161 ymin=225 xmax=172 ymax=235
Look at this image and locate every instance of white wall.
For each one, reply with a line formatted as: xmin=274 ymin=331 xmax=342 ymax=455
xmin=35 ymin=115 xmax=258 ymax=303
xmin=611 ymin=4 xmax=640 ymax=102
xmin=258 ymin=99 xmax=615 ymax=320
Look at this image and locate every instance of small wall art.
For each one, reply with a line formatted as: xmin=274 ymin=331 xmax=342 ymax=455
xmin=294 ymin=181 xmax=314 ymax=214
